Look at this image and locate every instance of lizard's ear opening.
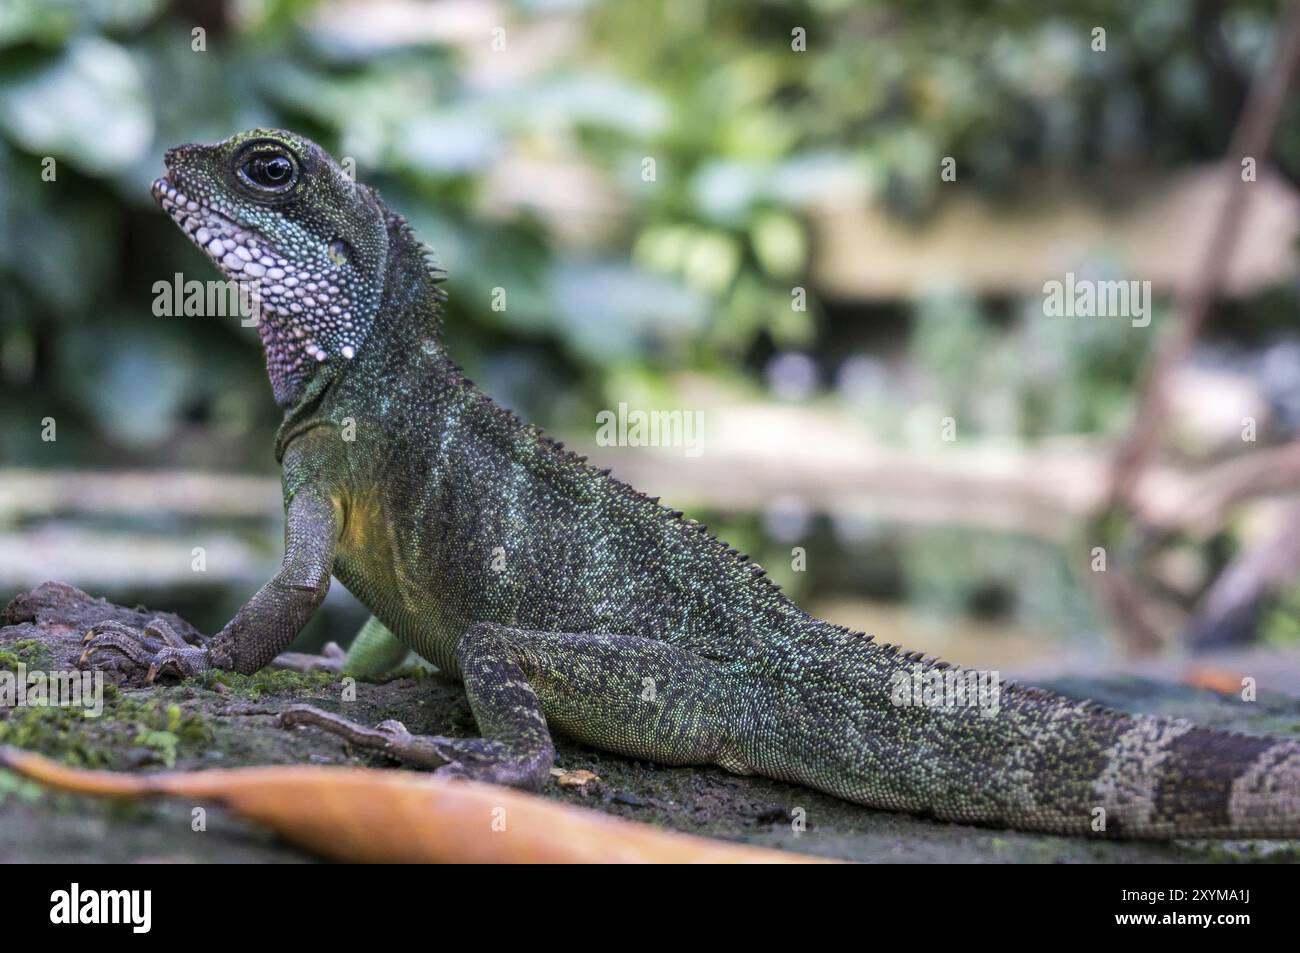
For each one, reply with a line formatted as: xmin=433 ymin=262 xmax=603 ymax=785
xmin=327 ymin=239 xmax=352 ymax=266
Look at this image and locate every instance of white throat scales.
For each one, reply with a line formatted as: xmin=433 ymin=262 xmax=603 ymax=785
xmin=154 ymin=175 xmax=371 ymax=400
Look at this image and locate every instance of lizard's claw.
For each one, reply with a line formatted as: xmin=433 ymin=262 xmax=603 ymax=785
xmin=338 ymin=717 xmax=532 ymax=784
xmin=145 ymin=645 xmax=208 ymax=684
xmin=358 ymin=723 xmax=551 ymax=788
xmin=80 ymin=618 xmax=209 ymax=686
xmin=421 ymin=737 xmax=531 ymax=786
xmin=279 ymin=706 xmax=550 ymax=787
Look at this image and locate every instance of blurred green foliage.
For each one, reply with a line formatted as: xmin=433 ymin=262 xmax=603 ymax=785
xmin=1 ymin=0 xmax=1295 ymax=468
xmin=1262 ymin=582 xmax=1300 ymax=647
xmin=3 ymin=0 xmax=1299 ymax=651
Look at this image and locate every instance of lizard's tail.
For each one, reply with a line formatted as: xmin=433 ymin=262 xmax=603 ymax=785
xmin=1051 ymin=708 xmax=1300 ymax=838
xmin=753 ymin=643 xmax=1300 ymax=838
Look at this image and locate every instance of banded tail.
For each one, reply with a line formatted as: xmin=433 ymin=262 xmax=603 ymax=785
xmin=749 ymin=629 xmax=1300 ymax=838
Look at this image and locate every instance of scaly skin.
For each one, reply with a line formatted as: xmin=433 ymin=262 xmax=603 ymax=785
xmin=82 ymin=129 xmax=1300 ymax=838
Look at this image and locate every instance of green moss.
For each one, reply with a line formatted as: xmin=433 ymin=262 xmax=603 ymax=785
xmin=0 ymin=638 xmax=54 ymax=672
xmin=132 ymin=730 xmax=180 ymax=767
xmin=1261 ymin=585 xmax=1300 ymax=648
xmin=13 ymin=639 xmax=52 ymax=669
xmin=0 ymin=687 xmax=213 ymax=769
xmin=0 ymin=706 xmax=110 ymax=767
xmin=115 ymin=698 xmax=213 ymax=752
xmin=199 ymin=668 xmax=337 ymax=699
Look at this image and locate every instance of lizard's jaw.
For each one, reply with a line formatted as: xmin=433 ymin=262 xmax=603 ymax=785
xmin=151 ymin=171 xmax=358 ymax=405
xmin=152 ymin=174 xmax=283 ymax=285
xmin=152 ymin=173 xmax=357 ymax=368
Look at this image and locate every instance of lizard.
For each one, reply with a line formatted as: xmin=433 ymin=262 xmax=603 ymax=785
xmin=78 ymin=128 xmax=1300 ymax=839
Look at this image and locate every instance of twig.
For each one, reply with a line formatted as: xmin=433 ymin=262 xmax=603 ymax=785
xmin=1107 ymin=3 xmax=1300 ymax=508
xmin=1094 ymin=3 xmax=1300 ymax=652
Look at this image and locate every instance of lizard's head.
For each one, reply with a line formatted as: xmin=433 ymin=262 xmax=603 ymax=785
xmin=152 ymin=128 xmax=390 ymax=404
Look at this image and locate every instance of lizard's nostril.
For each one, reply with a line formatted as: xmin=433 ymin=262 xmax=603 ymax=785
xmin=164 ymin=147 xmax=179 ymax=167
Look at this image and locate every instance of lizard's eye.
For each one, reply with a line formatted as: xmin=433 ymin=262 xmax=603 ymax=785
xmin=239 ymin=151 xmax=297 ymax=192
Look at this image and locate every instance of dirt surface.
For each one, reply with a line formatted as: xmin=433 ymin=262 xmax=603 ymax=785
xmin=1 ymin=581 xmax=1297 ymax=863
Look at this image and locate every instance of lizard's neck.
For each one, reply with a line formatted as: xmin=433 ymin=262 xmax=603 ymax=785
xmin=261 ymin=322 xmax=331 ymax=408
xmin=268 ymin=208 xmax=446 ymax=408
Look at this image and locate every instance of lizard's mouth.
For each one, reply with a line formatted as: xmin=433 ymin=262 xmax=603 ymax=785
xmin=150 ymin=161 xmax=355 ymax=372
xmin=152 ymin=172 xmax=282 ymax=282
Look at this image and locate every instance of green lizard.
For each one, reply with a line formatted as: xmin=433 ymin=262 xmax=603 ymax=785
xmin=81 ymin=129 xmax=1299 ymax=838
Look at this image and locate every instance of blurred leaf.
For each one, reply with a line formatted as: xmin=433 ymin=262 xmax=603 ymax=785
xmin=749 ymin=211 xmax=805 ymax=279
xmin=682 ymin=231 xmax=740 ymax=294
xmin=1 ymin=186 xmax=116 ymax=314
xmin=0 ymin=36 xmax=153 ymax=175
xmin=518 ymin=73 xmax=670 ymax=139
xmin=0 ymin=0 xmax=164 ymax=46
xmin=58 ymin=318 xmax=202 ymax=447
xmin=392 ymin=111 xmax=503 ymax=175
xmin=548 ymin=261 xmax=706 ymax=363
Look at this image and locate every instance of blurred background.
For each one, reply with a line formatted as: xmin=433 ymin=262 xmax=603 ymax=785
xmin=2 ymin=0 xmax=1300 ymax=686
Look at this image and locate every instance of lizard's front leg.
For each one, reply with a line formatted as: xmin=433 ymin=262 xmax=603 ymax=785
xmin=286 ymin=623 xmax=747 ymax=787
xmin=81 ymin=487 xmax=338 ymax=683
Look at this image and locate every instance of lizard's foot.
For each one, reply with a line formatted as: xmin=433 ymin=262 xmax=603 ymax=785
xmin=280 ymin=704 xmax=552 ymax=787
xmin=79 ymin=618 xmax=209 ymax=686
xmin=421 ymin=735 xmax=554 ymax=789
xmin=281 ymin=704 xmax=451 ymax=770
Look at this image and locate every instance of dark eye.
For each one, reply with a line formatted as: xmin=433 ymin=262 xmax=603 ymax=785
xmin=240 ymin=152 xmax=297 ymax=191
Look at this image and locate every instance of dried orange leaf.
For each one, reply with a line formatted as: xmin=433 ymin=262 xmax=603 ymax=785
xmin=554 ymin=768 xmax=600 ymax=788
xmin=0 ymin=746 xmax=829 ymax=864
xmin=1183 ymin=666 xmax=1246 ymax=695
